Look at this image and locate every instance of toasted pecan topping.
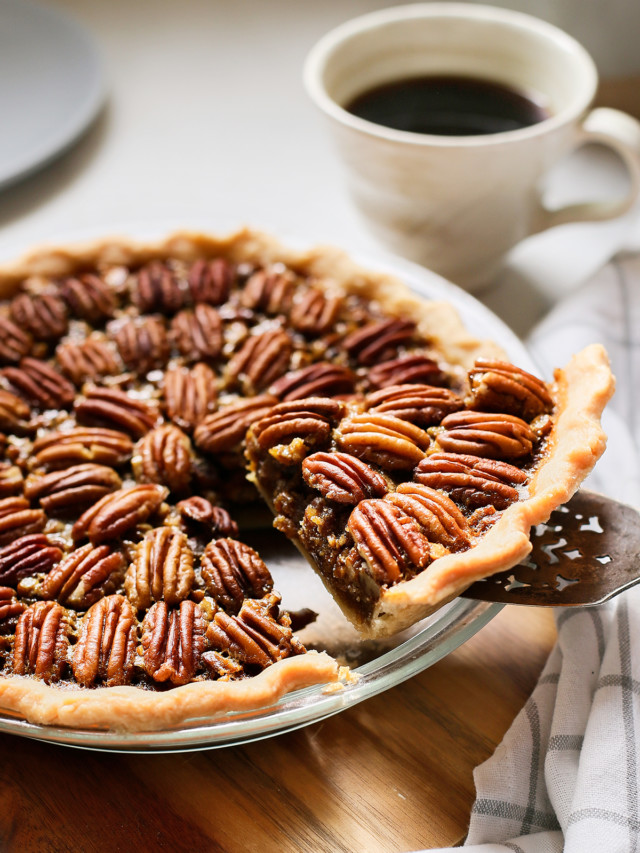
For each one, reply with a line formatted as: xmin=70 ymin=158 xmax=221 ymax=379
xmin=56 ymin=338 xmax=121 ymax=385
xmin=142 ymin=599 xmax=208 ymax=685
xmin=0 ymin=497 xmax=46 ymax=546
xmin=414 ymin=452 xmax=528 ymax=510
xmin=289 ymin=287 xmax=341 ymax=335
xmin=366 ymin=384 xmax=463 ymax=426
xmin=171 ymin=303 xmax=223 ymax=361
xmin=32 ymin=427 xmax=134 ymax=470
xmin=241 ymin=268 xmax=296 ymax=315
xmin=111 ymin=316 xmax=170 ymax=374
xmin=0 ymin=586 xmax=25 ymax=623
xmin=0 ymin=389 xmax=31 ymax=433
xmin=25 ymin=464 xmax=122 ymax=514
xmin=206 ymin=594 xmax=303 ymax=669
xmin=342 ymin=318 xmax=416 ymax=366
xmin=10 ymin=292 xmax=68 ymax=342
xmin=12 ymin=601 xmax=69 ymax=682
xmin=194 ymin=394 xmax=277 ymax=454
xmin=269 ymin=362 xmax=356 ymax=401
xmin=43 ymin=542 xmax=126 ymax=609
xmin=0 ymin=464 xmax=23 ymax=498
xmin=385 ymin=483 xmax=470 ymax=550
xmin=347 ymin=499 xmax=431 ymax=584
xmin=72 ymin=595 xmax=138 ymax=687
xmin=134 ymin=261 xmax=186 ymax=314
xmin=163 ymin=363 xmax=218 ymax=433
xmin=0 ymin=315 xmax=32 ymax=364
xmin=176 ymin=497 xmax=239 ymax=538
xmin=72 ymin=484 xmax=168 ymax=545
xmin=225 ymin=329 xmax=292 ymax=393
xmin=251 ymin=397 xmax=344 ymax=453
xmin=468 ymin=359 xmax=554 ymax=420
xmin=436 ymin=411 xmax=536 ymax=460
xmin=75 ymin=386 xmax=161 ymax=438
xmin=201 ymin=538 xmax=273 ymax=614
xmin=0 ymin=534 xmax=63 ymax=586
xmin=125 ymin=527 xmax=194 ymax=610
xmin=336 ymin=412 xmax=430 ymax=470
xmin=1 ymin=358 xmax=75 ymax=410
xmin=133 ymin=424 xmax=192 ymax=493
xmin=188 ymin=258 xmax=235 ymax=305
xmin=368 ymin=354 xmax=447 ymax=389
xmin=58 ymin=273 xmax=116 ymax=322
xmin=302 ymin=451 xmax=388 ymax=505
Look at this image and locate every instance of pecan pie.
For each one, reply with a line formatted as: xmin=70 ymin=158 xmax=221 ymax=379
xmin=0 ymin=229 xmax=613 ymax=731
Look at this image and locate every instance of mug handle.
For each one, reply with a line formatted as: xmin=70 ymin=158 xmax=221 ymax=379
xmin=534 ymin=107 xmax=640 ymax=231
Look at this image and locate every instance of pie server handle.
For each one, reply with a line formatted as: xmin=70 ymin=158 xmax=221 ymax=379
xmin=461 ymin=489 xmax=640 ymax=607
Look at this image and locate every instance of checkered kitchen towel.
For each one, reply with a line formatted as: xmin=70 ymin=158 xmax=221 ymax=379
xmin=428 ymin=253 xmax=640 ymax=853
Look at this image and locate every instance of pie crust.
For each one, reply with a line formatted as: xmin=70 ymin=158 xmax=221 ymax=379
xmin=0 ymin=229 xmax=613 ymax=731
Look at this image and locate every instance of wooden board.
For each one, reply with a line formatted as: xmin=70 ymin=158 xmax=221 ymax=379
xmin=0 ymin=605 xmax=555 ymax=852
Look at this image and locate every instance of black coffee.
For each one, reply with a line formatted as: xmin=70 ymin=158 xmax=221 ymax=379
xmin=345 ymin=74 xmax=549 ymax=136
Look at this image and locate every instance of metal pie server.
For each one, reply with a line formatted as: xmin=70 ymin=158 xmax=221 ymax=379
xmin=462 ymin=490 xmax=640 ymax=607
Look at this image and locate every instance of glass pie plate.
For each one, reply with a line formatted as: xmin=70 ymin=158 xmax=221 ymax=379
xmin=0 ymin=235 xmax=535 ymax=752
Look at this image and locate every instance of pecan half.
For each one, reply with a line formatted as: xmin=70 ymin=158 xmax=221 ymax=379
xmin=125 ymin=527 xmax=194 ymax=610
xmin=0 ymin=315 xmax=32 ymax=364
xmin=225 ymin=329 xmax=292 ymax=393
xmin=141 ymin=599 xmax=208 ymax=685
xmin=414 ymin=452 xmax=529 ymax=510
xmin=134 ymin=261 xmax=186 ymax=314
xmin=240 ymin=268 xmax=296 ymax=315
xmin=1 ymin=358 xmax=75 ymax=410
xmin=171 ymin=304 xmax=222 ymax=361
xmin=72 ymin=595 xmax=138 ymax=687
xmin=12 ymin=601 xmax=69 ymax=682
xmin=0 ymin=586 xmax=25 ymax=624
xmin=347 ymin=499 xmax=432 ymax=584
xmin=251 ymin=398 xmax=344 ymax=455
xmin=289 ymin=287 xmax=341 ymax=335
xmin=385 ymin=484 xmax=470 ymax=550
xmin=194 ymin=394 xmax=277 ymax=454
xmin=366 ymin=384 xmax=464 ymax=426
xmin=201 ymin=538 xmax=273 ymax=613
xmin=302 ymin=451 xmax=388 ymax=505
xmin=0 ymin=534 xmax=63 ymax=585
xmin=336 ymin=413 xmax=430 ymax=470
xmin=10 ymin=292 xmax=68 ymax=342
xmin=163 ymin=363 xmax=217 ymax=432
xmin=367 ymin=354 xmax=447 ymax=389
xmin=75 ymin=386 xmax=161 ymax=438
xmin=0 ymin=497 xmax=46 ymax=546
xmin=72 ymin=484 xmax=168 ymax=544
xmin=58 ymin=273 xmax=116 ymax=322
xmin=56 ymin=337 xmax=121 ymax=385
xmin=133 ymin=424 xmax=192 ymax=493
xmin=32 ymin=427 xmax=134 ymax=470
xmin=42 ymin=542 xmax=126 ymax=609
xmin=111 ymin=316 xmax=170 ymax=374
xmin=177 ymin=497 xmax=239 ymax=538
xmin=24 ymin=464 xmax=122 ymax=514
xmin=269 ymin=362 xmax=356 ymax=401
xmin=436 ymin=411 xmax=536 ymax=460
xmin=342 ymin=318 xmax=416 ymax=366
xmin=188 ymin=257 xmax=235 ymax=305
xmin=468 ymin=359 xmax=554 ymax=420
xmin=206 ymin=594 xmax=303 ymax=668
xmin=0 ymin=464 xmax=23 ymax=498
xmin=0 ymin=389 xmax=31 ymax=433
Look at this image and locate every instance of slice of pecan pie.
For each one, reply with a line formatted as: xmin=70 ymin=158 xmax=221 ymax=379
xmin=0 ymin=229 xmax=613 ymax=730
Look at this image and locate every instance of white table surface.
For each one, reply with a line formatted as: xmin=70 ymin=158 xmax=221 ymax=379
xmin=1 ymin=0 xmax=639 ymax=339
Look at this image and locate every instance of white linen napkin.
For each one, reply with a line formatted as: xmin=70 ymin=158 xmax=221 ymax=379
xmin=426 ymin=253 xmax=640 ymax=853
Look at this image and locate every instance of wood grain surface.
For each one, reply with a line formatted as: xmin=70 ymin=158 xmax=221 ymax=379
xmin=0 ymin=605 xmax=555 ymax=853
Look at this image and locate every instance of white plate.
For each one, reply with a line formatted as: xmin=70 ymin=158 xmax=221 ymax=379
xmin=0 ymin=0 xmax=105 ymax=190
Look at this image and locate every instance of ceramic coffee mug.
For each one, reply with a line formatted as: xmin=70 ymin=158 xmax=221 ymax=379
xmin=304 ymin=3 xmax=640 ymax=290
